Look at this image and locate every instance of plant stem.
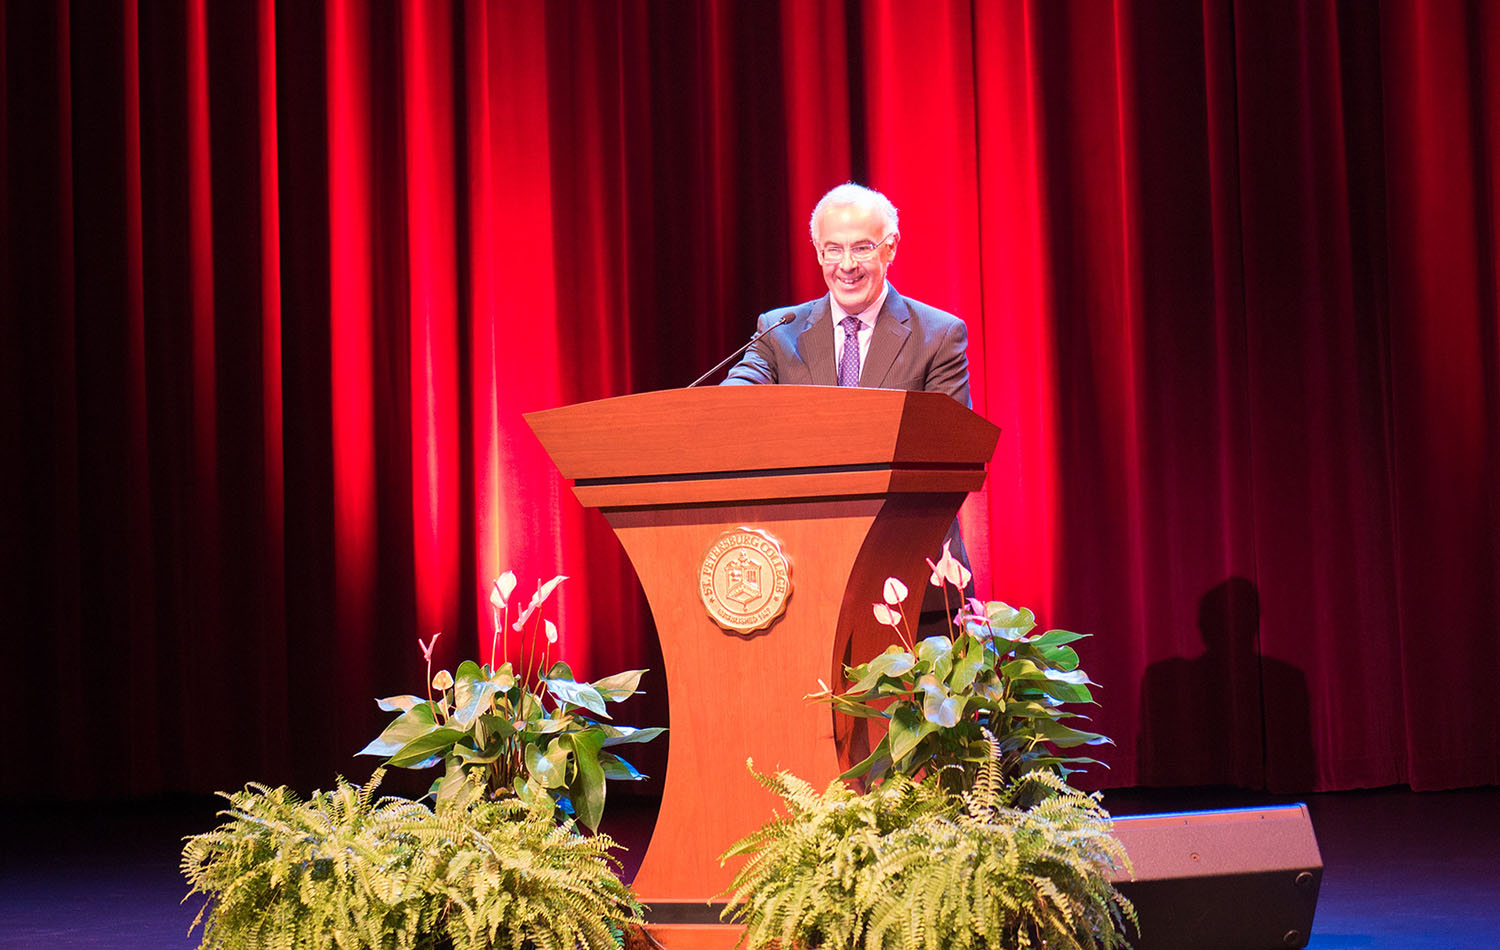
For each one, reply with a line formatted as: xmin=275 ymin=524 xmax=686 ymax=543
xmin=425 ymin=655 xmax=435 ymax=719
xmin=525 ymin=614 xmax=541 ymax=690
xmin=489 ymin=607 xmax=500 ymax=669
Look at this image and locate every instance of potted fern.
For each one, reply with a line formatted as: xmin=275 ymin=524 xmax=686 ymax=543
xmin=720 ymin=546 xmax=1136 ymax=949
xmin=182 ymin=571 xmax=658 ymax=949
xmin=182 ymin=770 xmax=643 ymax=950
xmin=722 ymin=749 xmax=1134 ymax=950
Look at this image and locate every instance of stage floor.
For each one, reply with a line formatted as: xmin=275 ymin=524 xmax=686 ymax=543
xmin=2 ymin=785 xmax=1495 ymax=949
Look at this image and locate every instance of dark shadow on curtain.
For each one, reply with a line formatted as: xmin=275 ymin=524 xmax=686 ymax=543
xmin=1137 ymin=577 xmax=1315 ymax=792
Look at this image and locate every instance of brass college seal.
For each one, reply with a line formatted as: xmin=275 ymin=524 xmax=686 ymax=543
xmin=699 ymin=528 xmax=792 ymax=635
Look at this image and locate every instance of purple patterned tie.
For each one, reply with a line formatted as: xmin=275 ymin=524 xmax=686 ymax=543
xmin=837 ymin=316 xmax=862 ymax=387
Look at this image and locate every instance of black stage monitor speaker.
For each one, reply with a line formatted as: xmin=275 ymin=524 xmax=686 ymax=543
xmin=1109 ymin=804 xmax=1323 ymax=950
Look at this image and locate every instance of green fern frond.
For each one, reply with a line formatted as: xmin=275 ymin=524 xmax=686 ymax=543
xmin=182 ymin=769 xmax=643 ymax=950
xmin=722 ymin=754 xmax=1135 ymax=950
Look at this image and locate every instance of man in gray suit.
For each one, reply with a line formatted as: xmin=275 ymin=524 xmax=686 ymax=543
xmin=722 ymin=183 xmax=971 ymax=408
xmin=722 ymin=183 xmax=974 ymax=621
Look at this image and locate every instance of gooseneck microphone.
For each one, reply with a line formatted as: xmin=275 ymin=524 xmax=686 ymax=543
xmin=686 ymin=312 xmax=796 ymax=388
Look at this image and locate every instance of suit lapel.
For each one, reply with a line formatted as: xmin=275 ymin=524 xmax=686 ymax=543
xmin=859 ymin=288 xmax=911 ymax=387
xmin=798 ymin=296 xmax=837 ymax=385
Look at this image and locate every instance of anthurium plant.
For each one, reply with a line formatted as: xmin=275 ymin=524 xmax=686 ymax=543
xmin=825 ymin=542 xmax=1111 ymax=791
xmin=358 ymin=572 xmax=662 ymax=832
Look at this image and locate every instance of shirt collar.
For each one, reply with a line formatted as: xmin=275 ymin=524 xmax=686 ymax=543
xmin=829 ymin=280 xmax=890 ymax=329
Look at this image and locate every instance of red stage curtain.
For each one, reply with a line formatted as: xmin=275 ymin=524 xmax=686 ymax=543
xmin=3 ymin=0 xmax=1496 ymax=799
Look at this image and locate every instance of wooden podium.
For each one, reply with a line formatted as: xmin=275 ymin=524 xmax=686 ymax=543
xmin=526 ymin=386 xmax=999 ymax=948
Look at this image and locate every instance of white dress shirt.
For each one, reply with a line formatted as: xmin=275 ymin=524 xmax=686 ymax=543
xmin=830 ymin=280 xmax=891 ymax=380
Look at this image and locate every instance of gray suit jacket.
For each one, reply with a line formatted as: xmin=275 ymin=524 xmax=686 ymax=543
xmin=721 ymin=287 xmax=971 ymax=408
xmin=721 ymin=286 xmax=974 ymax=612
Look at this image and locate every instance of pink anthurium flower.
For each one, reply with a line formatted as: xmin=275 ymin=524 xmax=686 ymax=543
xmin=418 ymin=632 xmax=442 ymax=662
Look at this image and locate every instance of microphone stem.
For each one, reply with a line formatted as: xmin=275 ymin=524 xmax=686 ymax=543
xmin=686 ymin=313 xmax=794 ymax=388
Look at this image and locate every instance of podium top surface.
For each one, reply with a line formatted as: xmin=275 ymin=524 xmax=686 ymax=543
xmin=525 ymin=386 xmax=999 ymax=482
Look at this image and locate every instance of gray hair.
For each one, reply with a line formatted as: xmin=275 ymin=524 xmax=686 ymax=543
xmin=808 ymin=183 xmax=900 ymax=242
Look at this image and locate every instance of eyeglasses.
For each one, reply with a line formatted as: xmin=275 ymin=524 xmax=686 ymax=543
xmin=817 ymin=233 xmax=896 ymax=265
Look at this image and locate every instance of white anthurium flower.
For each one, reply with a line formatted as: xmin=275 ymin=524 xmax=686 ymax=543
xmin=952 ymin=559 xmax=972 ymax=589
xmin=927 ymin=540 xmax=972 ymax=589
xmin=873 ymin=602 xmax=902 ymax=628
xmin=544 ymin=619 xmax=558 ymax=644
xmin=882 ymin=576 xmax=909 ymax=605
xmin=490 ymin=570 xmax=518 ymax=609
xmin=514 ymin=574 xmax=569 ymax=631
xmin=432 ymin=669 xmax=454 ymax=690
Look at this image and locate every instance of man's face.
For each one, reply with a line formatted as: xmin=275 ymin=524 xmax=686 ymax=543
xmin=814 ymin=203 xmax=898 ymax=314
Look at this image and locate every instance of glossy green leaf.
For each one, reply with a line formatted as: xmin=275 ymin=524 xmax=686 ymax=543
xmin=1040 ymin=680 xmax=1095 ymax=705
xmin=948 ymin=635 xmax=987 ymax=692
xmin=1039 ymin=644 xmax=1081 ymax=671
xmin=1004 ymin=700 xmax=1061 ymax=721
xmin=986 ymin=602 xmax=1036 ymax=639
xmin=375 ymin=694 xmax=424 ymax=713
xmin=915 ymin=675 xmax=961 ymax=728
xmin=1041 ymin=667 xmax=1094 ymax=686
xmin=357 ymin=703 xmax=437 ymax=757
xmin=450 ymin=680 xmax=500 ymax=728
xmin=564 ymin=729 xmax=607 ymax=832
xmin=526 ymin=739 xmax=569 ymax=789
xmin=971 ymin=669 xmax=1005 ymax=702
xmin=849 ymin=649 xmax=917 ymax=693
xmin=527 ymin=715 xmax=572 ymax=735
xmin=546 ymin=660 xmax=574 ymax=680
xmin=388 ymin=727 xmax=468 ymax=768
xmin=828 ymin=695 xmax=890 ymax=719
xmin=888 ymin=703 xmax=939 ymax=763
xmin=514 ymin=774 xmax=549 ymax=810
xmin=598 ymin=724 xmax=666 ymax=747
xmin=926 ymin=694 xmax=961 ymax=728
xmin=1000 ymin=658 xmax=1046 ymax=681
xmin=451 ymin=661 xmax=488 ymax=715
xmin=1032 ymin=629 xmax=1089 ymax=647
xmin=544 ymin=678 xmax=610 ymax=717
xmin=1027 ymin=718 xmax=1113 ymax=748
xmin=478 ymin=713 xmax=517 ymax=741
xmin=432 ymin=762 xmax=477 ymax=805
xmin=916 ymin=636 xmax=953 ymax=665
xmin=515 ymin=691 xmax=544 ymax=721
xmin=598 ymin=751 xmax=646 ymax=781
xmin=591 ymin=669 xmax=647 ymax=702
xmin=454 ymin=739 xmax=505 ymax=765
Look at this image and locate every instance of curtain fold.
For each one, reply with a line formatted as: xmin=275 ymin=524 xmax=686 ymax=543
xmin=3 ymin=0 xmax=1497 ymax=799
